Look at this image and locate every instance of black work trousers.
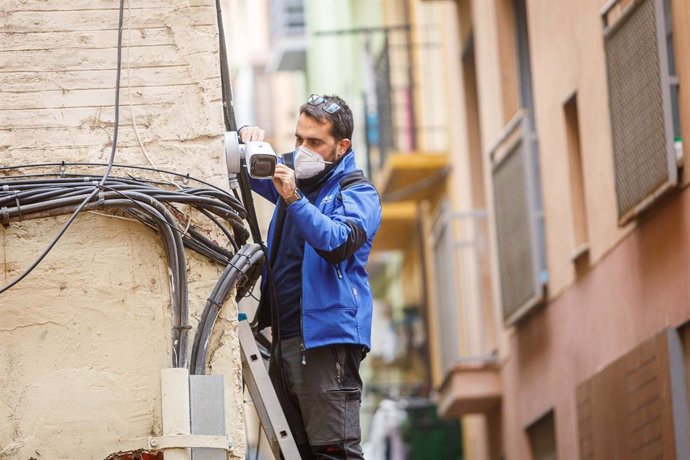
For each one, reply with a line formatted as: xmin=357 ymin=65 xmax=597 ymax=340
xmin=269 ymin=336 xmax=364 ymax=459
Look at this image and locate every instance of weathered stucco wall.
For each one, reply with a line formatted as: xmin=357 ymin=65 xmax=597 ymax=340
xmin=0 ymin=1 xmax=245 ymax=458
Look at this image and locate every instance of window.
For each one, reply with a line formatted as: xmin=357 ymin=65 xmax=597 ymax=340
xmin=462 ymin=32 xmax=486 ymax=209
xmin=527 ymin=411 xmax=557 ymax=460
xmin=563 ymin=93 xmax=589 ymax=270
xmin=491 ymin=125 xmax=544 ymax=324
xmin=490 ymin=0 xmax=546 ymax=324
xmin=513 ymin=0 xmax=534 ymax=116
xmin=663 ymin=0 xmax=681 ymax=152
xmin=602 ymin=0 xmax=680 ymax=224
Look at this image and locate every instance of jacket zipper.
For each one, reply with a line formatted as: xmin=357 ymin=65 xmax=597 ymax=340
xmin=298 ymin=179 xmax=332 ymax=366
xmin=299 ymin=267 xmax=306 ymax=365
xmin=298 ymin=173 xmax=346 ymax=365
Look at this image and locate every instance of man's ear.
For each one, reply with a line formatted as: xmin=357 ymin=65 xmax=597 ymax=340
xmin=337 ymin=138 xmax=352 ymax=157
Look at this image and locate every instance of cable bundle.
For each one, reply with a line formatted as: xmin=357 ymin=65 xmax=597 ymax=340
xmin=190 ymin=243 xmax=265 ymax=375
xmin=0 ymin=170 xmax=264 ymax=370
xmin=0 ymin=0 xmax=269 ymax=376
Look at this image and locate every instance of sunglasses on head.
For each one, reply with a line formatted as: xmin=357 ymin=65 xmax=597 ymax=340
xmin=307 ymin=94 xmax=341 ymax=114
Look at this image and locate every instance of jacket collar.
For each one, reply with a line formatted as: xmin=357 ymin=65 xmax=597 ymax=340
xmin=331 ymin=147 xmax=356 ymax=179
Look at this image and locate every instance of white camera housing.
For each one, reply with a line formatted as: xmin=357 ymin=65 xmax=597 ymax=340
xmin=224 ymin=131 xmax=278 ymax=179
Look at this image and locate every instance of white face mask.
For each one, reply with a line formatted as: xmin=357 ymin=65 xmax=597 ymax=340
xmin=294 ymin=145 xmax=333 ymax=179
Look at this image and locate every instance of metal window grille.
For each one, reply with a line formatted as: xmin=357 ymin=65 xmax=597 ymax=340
xmin=602 ymin=0 xmax=678 ymax=224
xmin=491 ymin=113 xmax=544 ymax=324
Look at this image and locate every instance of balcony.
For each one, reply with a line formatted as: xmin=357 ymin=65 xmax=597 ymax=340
xmin=429 ymin=205 xmax=500 ymax=417
xmin=372 ymin=201 xmax=417 ymax=252
xmin=372 ymin=152 xmax=449 ymax=254
xmin=437 ymin=361 xmax=501 ymax=417
xmin=377 ymin=152 xmax=449 ymax=202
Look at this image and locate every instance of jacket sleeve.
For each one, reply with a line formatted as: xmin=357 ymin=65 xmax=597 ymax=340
xmin=287 ymin=182 xmax=382 ymax=264
xmin=249 ymin=176 xmax=280 ymax=203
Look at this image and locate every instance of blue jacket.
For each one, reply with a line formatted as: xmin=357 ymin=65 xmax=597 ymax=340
xmin=251 ymin=149 xmax=382 ymax=350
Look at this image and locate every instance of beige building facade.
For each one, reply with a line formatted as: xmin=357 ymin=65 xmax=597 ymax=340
xmin=1 ymin=1 xmax=250 ymax=458
xmin=427 ymin=0 xmax=690 ymax=458
xmin=373 ymin=0 xmax=690 ymax=458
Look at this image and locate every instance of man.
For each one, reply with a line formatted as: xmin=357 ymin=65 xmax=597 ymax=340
xmin=240 ymin=94 xmax=381 ymax=459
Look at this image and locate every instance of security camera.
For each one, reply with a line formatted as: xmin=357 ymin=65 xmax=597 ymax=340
xmin=245 ymin=142 xmax=278 ymax=178
xmin=224 ymin=131 xmax=278 ymax=179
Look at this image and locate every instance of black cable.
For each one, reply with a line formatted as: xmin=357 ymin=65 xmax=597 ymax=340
xmin=100 ymin=0 xmax=126 ymax=185
xmin=193 ymin=245 xmax=264 ymax=373
xmin=1 ymin=0 xmax=274 ymax=376
xmin=254 ymin=415 xmax=262 ymax=460
xmin=214 ymin=0 xmax=236 ymax=132
xmin=0 ymin=189 xmax=98 ymax=295
xmin=0 ymin=195 xmax=187 ymax=366
xmin=0 ymin=179 xmax=245 ymax=266
xmin=197 ymin=208 xmax=239 ymax=252
xmin=101 ymin=188 xmax=191 ymax=367
xmin=0 ymin=0 xmax=126 ymax=294
xmin=212 ymin=0 xmax=265 ymax=248
xmin=208 ymin=4 xmax=278 ymax=408
xmin=0 ymin=163 xmax=241 ymax=203
xmin=190 ymin=243 xmax=264 ymax=374
xmin=0 ymin=176 xmax=258 ymax=367
xmin=210 ymin=1 xmax=283 ymax=412
xmin=237 ymin=168 xmax=265 ymax=246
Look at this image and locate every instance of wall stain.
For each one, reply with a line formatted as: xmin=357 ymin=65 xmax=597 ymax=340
xmin=2 ymin=227 xmax=7 ymax=283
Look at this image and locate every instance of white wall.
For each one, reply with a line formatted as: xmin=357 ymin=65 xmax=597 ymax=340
xmin=0 ymin=0 xmax=245 ymax=458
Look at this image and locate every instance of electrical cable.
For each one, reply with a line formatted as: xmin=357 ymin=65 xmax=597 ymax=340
xmin=0 ymin=0 xmax=126 ymax=293
xmin=1 ymin=0 xmax=272 ymax=379
xmin=189 ymin=243 xmax=264 ymax=375
xmin=0 ymin=163 xmax=242 ymax=205
xmin=100 ymin=0 xmax=126 ymax=186
xmin=214 ymin=0 xmax=236 ymax=133
xmin=0 ymin=175 xmax=255 ymax=366
xmin=211 ymin=0 xmax=287 ymax=408
xmin=209 ymin=5 xmax=290 ymax=427
xmin=213 ymin=0 xmax=264 ymax=247
xmin=0 ymin=188 xmax=98 ymax=295
xmin=254 ymin=415 xmax=262 ymax=460
xmin=0 ymin=178 xmax=247 ymax=244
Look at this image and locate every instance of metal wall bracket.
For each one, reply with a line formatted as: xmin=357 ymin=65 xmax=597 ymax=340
xmin=147 ymin=435 xmax=233 ymax=451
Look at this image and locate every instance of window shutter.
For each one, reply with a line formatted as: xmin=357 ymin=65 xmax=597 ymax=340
xmin=491 ymin=113 xmax=544 ymax=324
xmin=603 ymin=0 xmax=678 ymax=224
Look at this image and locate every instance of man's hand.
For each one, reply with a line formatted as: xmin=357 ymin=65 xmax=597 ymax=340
xmin=239 ymin=126 xmax=265 ymax=143
xmin=272 ymin=164 xmax=297 ymax=200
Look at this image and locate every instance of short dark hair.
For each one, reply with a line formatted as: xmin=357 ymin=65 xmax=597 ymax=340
xmin=299 ymin=94 xmax=353 ymax=141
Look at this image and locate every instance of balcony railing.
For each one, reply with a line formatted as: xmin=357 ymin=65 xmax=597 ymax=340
xmin=365 ymin=24 xmax=447 ymax=181
xmin=430 ymin=203 xmax=496 ymax=375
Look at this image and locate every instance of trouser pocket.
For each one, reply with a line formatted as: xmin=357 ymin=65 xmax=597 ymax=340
xmin=328 ymin=387 xmax=361 ymax=441
xmin=306 ymin=387 xmax=361 ymax=445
